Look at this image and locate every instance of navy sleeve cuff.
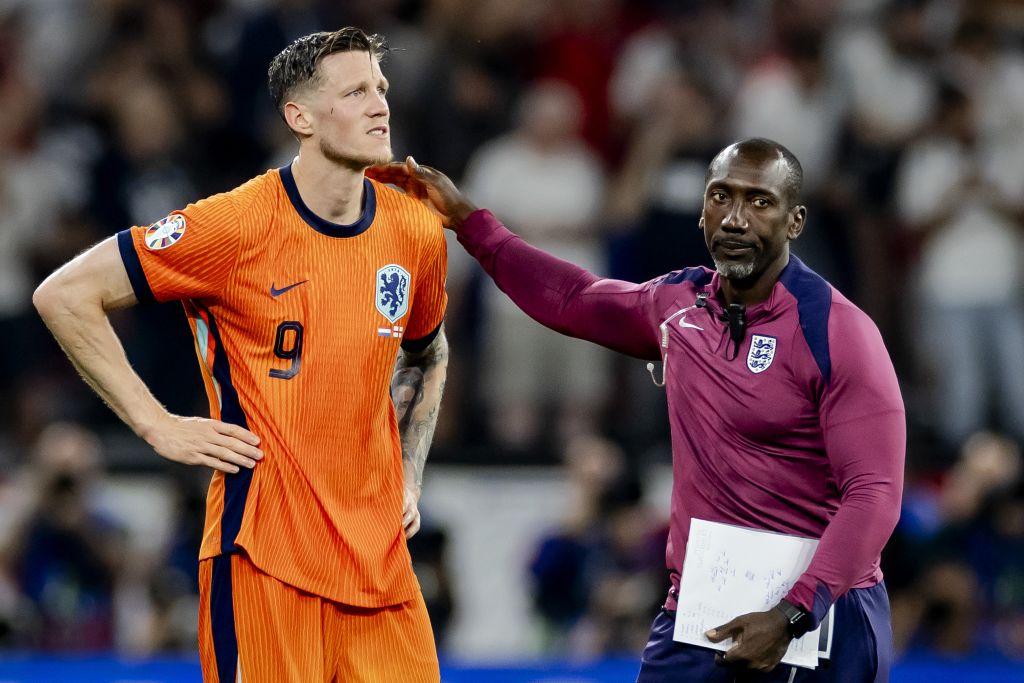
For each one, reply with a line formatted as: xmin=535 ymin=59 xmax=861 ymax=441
xmin=810 ymin=582 xmax=834 ymax=629
xmin=400 ymin=321 xmax=442 ymax=354
xmin=116 ymin=230 xmax=155 ymax=304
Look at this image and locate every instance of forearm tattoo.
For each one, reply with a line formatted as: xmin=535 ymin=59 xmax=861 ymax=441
xmin=392 ymin=326 xmax=448 ymax=488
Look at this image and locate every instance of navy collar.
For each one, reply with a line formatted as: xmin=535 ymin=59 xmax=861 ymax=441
xmin=279 ymin=163 xmax=376 ymax=238
xmin=700 ymin=255 xmax=809 ymax=324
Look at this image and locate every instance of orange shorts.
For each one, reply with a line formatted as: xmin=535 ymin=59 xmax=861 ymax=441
xmin=198 ymin=553 xmax=439 ymax=683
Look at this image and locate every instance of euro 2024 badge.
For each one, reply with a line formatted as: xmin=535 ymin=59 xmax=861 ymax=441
xmin=747 ymin=334 xmax=777 ymax=374
xmin=144 ymin=214 xmax=186 ymax=250
xmin=376 ymin=264 xmax=410 ymax=323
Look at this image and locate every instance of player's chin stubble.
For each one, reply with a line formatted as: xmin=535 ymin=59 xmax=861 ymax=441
xmin=320 ymin=138 xmax=393 ymax=171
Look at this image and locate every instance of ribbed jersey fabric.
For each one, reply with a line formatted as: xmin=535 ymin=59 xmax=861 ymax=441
xmin=119 ymin=167 xmax=447 ymax=606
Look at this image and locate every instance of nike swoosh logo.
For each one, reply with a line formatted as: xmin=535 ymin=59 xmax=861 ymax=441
xmin=679 ymin=315 xmax=703 ymax=331
xmin=270 ymin=280 xmax=308 ymax=297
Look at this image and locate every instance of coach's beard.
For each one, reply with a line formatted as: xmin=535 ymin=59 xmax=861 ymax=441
xmin=321 ymin=138 xmax=393 ymax=171
xmin=713 ymin=257 xmax=756 ymax=280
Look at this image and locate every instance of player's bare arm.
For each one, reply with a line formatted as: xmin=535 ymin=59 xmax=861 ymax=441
xmin=391 ymin=325 xmax=448 ymax=538
xmin=390 ymin=365 xmax=425 ymax=426
xmin=33 ymin=238 xmax=263 ymax=474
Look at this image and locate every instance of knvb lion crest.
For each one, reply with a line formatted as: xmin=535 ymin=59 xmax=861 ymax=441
xmin=747 ymin=334 xmax=777 ymax=374
xmin=376 ymin=264 xmax=410 ymax=323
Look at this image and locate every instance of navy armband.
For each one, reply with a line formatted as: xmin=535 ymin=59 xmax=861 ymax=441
xmin=116 ymin=230 xmax=155 ymax=304
xmin=400 ymin=322 xmax=442 ymax=354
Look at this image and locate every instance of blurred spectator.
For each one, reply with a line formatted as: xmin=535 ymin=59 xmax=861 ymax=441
xmin=831 ymin=0 xmax=941 ymax=239
xmin=889 ymin=432 xmax=1022 ymax=655
xmin=609 ymin=2 xmax=745 ymax=121
xmin=530 ymin=0 xmax=646 ymax=159
xmin=86 ymin=73 xmax=199 ymax=230
xmin=211 ymin=0 xmax=322 ymax=175
xmin=733 ymin=30 xmax=846 ymax=197
xmin=571 ymin=474 xmax=667 ymax=656
xmin=944 ymin=17 xmax=1024 ymax=145
xmin=986 ymin=477 xmax=1024 ymax=658
xmin=0 ymin=14 xmax=93 ymax=415
xmin=834 ymin=0 xmax=939 ymax=147
xmin=463 ymin=80 xmax=610 ymax=452
xmin=0 ymin=423 xmax=126 ymax=650
xmin=605 ymin=67 xmax=718 ymax=281
xmin=8 ymin=0 xmax=122 ymax=100
xmin=528 ymin=436 xmax=666 ymax=655
xmin=140 ymin=473 xmax=206 ymax=653
xmin=895 ymin=82 xmax=1024 ymax=447
xmin=407 ymin=523 xmax=456 ymax=651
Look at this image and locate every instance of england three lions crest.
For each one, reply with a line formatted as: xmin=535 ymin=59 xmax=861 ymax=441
xmin=376 ymin=264 xmax=410 ymax=323
xmin=747 ymin=334 xmax=777 ymax=374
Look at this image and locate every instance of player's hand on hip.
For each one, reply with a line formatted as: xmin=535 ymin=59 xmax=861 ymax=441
xmin=367 ymin=157 xmax=477 ymax=228
xmin=144 ymin=415 xmax=263 ymax=474
xmin=402 ymin=482 xmax=421 ymax=539
xmin=706 ymin=608 xmax=791 ymax=672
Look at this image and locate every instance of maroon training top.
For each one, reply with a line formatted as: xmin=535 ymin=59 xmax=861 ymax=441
xmin=458 ymin=210 xmax=905 ymax=627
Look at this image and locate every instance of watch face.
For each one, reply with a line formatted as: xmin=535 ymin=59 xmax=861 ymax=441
xmin=790 ymin=611 xmax=812 ymax=638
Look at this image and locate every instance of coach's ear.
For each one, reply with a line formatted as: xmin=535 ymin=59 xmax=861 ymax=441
xmin=283 ymin=101 xmax=314 ymax=138
xmin=787 ymin=205 xmax=806 ymax=241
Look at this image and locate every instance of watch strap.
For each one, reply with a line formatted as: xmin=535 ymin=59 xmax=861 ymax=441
xmin=775 ymin=599 xmax=813 ymax=639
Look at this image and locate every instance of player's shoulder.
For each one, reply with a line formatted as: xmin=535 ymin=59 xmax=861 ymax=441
xmin=370 ymin=179 xmax=444 ymax=239
xmin=184 ymin=168 xmax=280 ymax=224
xmin=226 ymin=168 xmax=282 ymax=217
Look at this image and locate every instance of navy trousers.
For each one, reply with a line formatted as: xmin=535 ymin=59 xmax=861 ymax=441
xmin=636 ymin=583 xmax=893 ymax=683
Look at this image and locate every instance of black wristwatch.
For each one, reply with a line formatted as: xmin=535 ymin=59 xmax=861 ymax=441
xmin=775 ymin=599 xmax=813 ymax=639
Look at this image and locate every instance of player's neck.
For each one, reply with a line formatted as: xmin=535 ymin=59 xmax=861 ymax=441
xmin=290 ymin=153 xmax=367 ymax=225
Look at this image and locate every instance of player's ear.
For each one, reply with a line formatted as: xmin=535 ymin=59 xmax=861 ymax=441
xmin=698 ymin=217 xmax=705 ymax=231
xmin=283 ymin=101 xmax=314 ymax=138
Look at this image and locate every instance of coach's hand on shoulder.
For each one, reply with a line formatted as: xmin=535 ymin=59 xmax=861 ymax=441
xmin=367 ymin=157 xmax=477 ymax=229
xmin=142 ymin=414 xmax=263 ymax=474
xmin=705 ymin=608 xmax=791 ymax=672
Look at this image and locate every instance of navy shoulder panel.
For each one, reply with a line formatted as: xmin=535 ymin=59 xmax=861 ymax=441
xmin=660 ymin=267 xmax=713 ymax=287
xmin=779 ymin=256 xmax=833 ymax=384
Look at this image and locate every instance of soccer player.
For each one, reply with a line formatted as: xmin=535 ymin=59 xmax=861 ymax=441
xmin=33 ymin=28 xmax=447 ymax=682
xmin=371 ymin=140 xmax=905 ymax=682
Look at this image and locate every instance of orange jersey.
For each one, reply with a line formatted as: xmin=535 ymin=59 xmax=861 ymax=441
xmin=117 ymin=165 xmax=447 ymax=606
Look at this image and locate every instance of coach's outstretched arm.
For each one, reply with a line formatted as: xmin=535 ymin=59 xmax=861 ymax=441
xmin=369 ymin=159 xmax=661 ymax=360
xmin=32 ymin=238 xmax=263 ymax=473
xmin=391 ymin=326 xmax=448 ymax=539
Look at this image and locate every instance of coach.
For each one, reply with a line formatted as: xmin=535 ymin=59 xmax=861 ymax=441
xmin=372 ymin=137 xmax=904 ymax=682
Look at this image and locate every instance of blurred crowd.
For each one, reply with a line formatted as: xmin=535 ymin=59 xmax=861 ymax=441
xmin=0 ymin=0 xmax=1022 ymax=663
